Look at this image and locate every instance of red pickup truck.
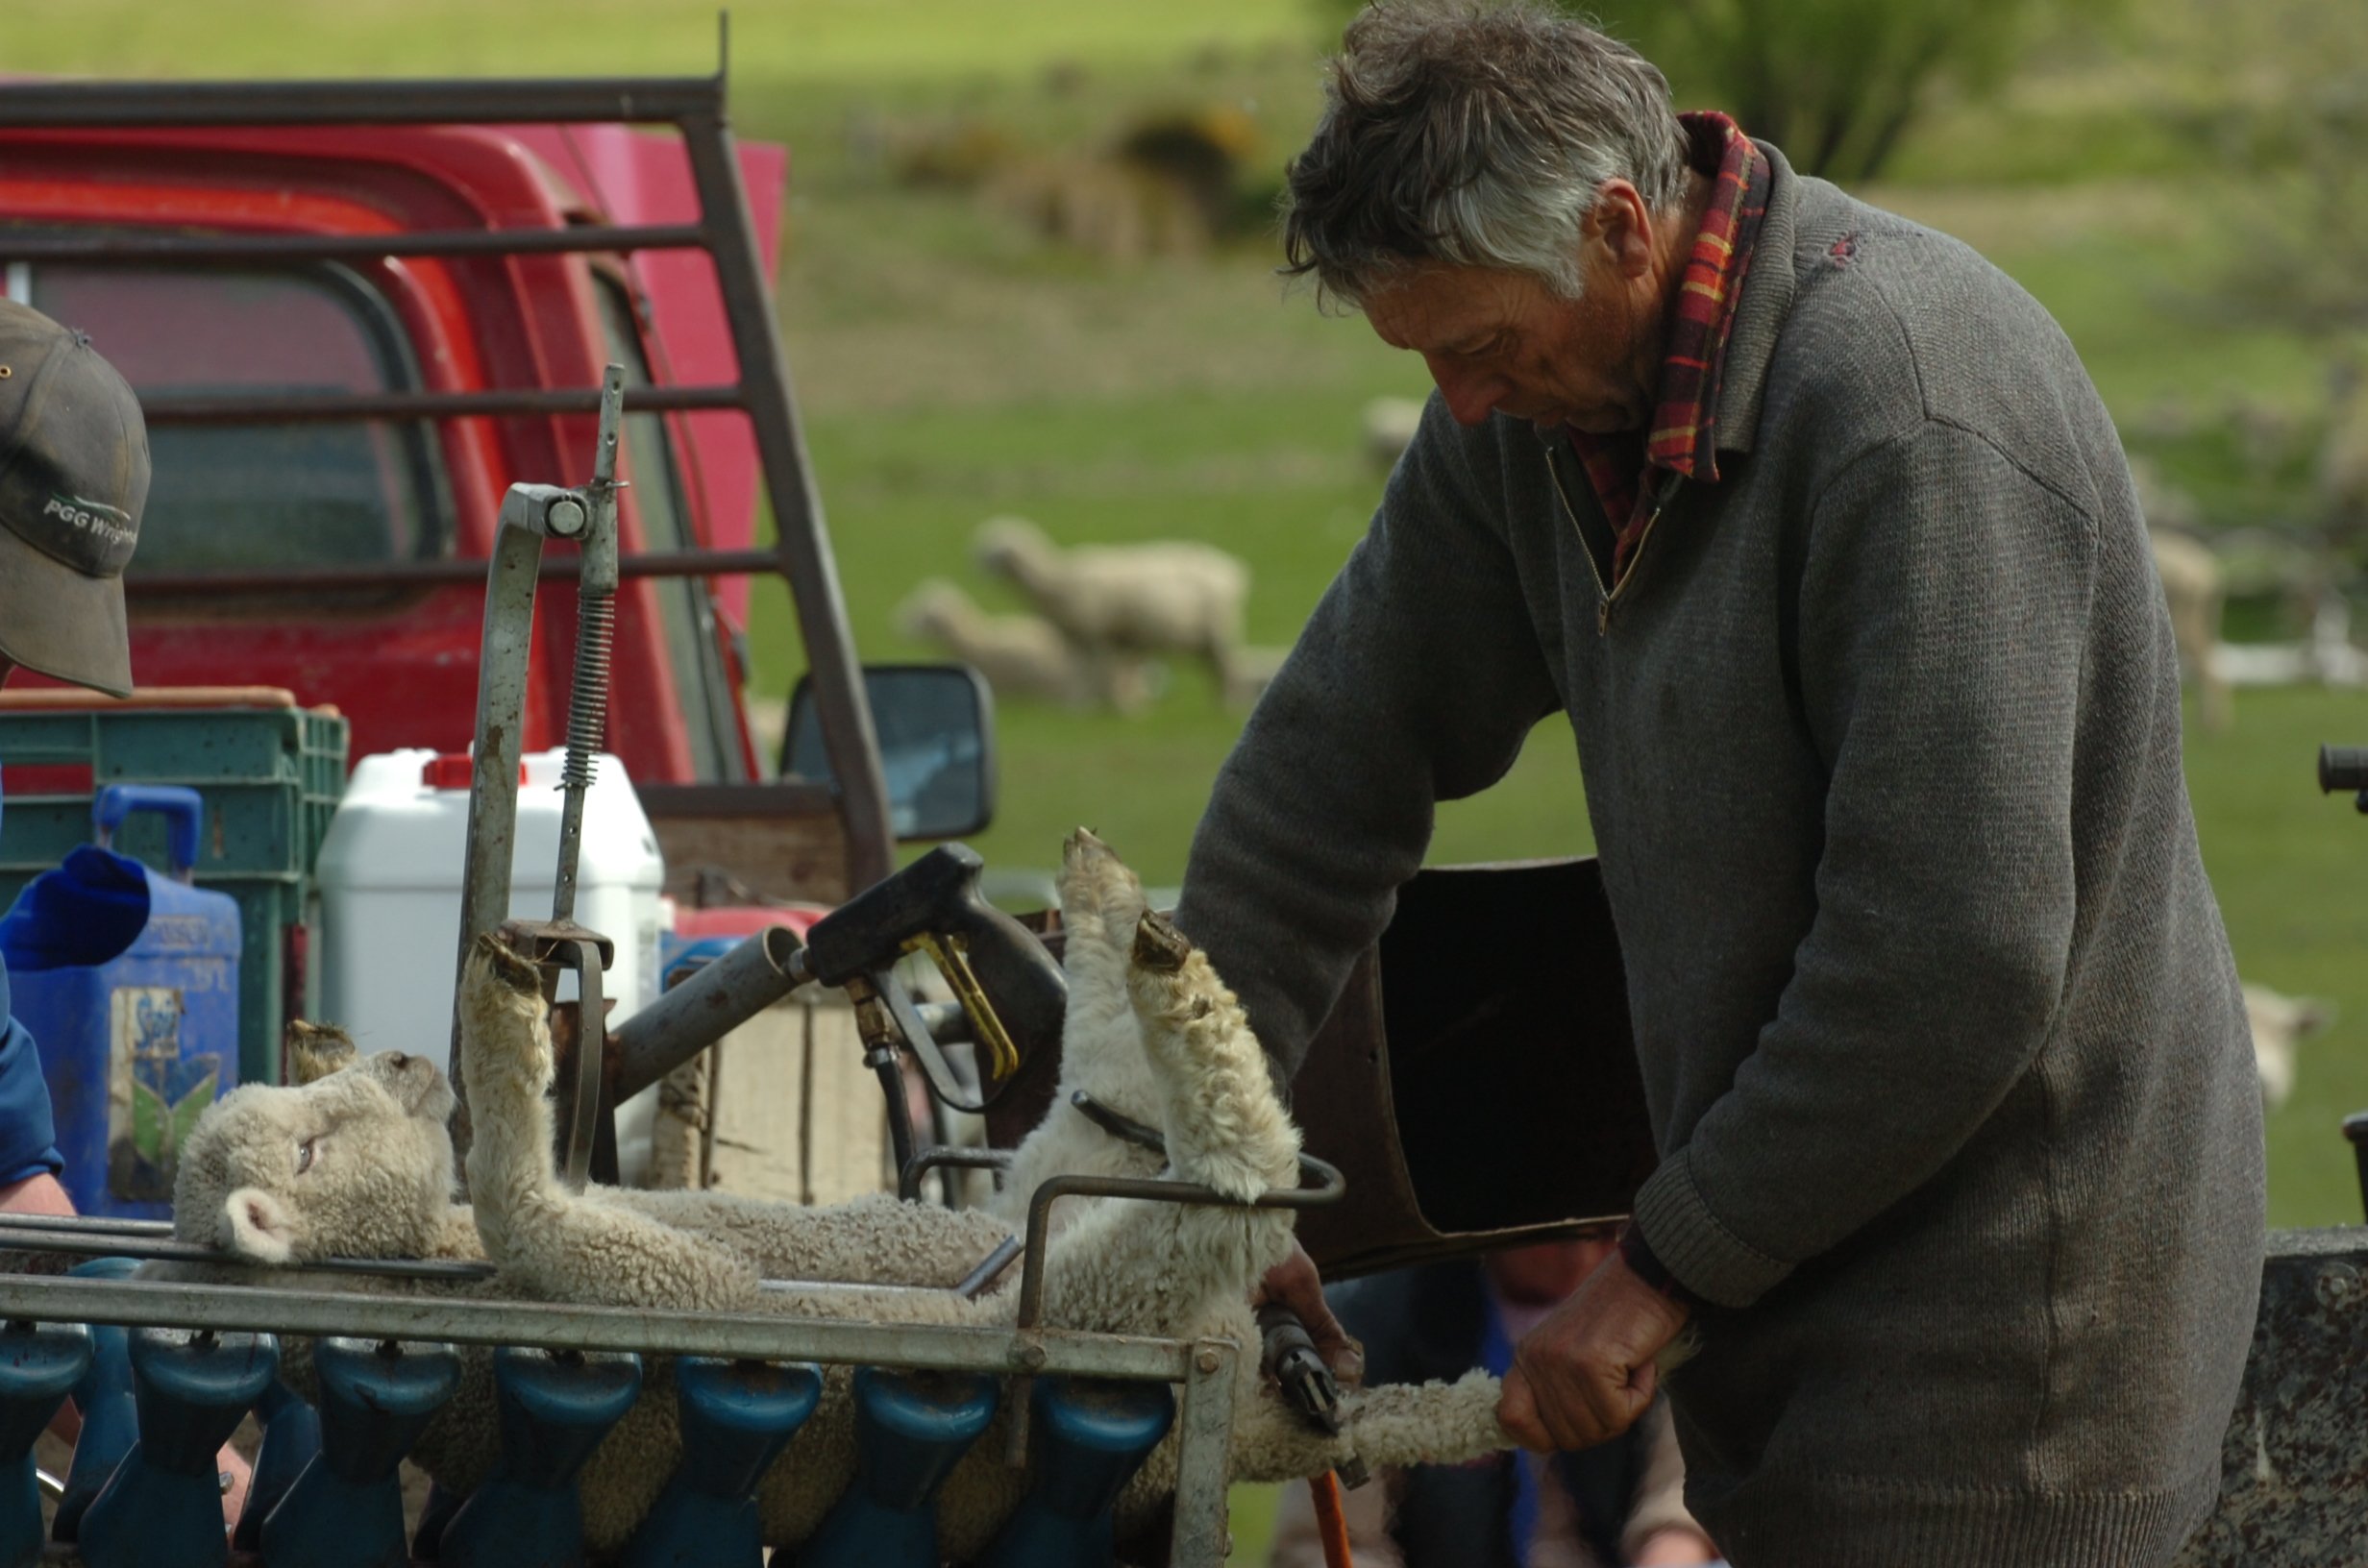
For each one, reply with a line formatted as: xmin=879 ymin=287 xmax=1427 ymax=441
xmin=0 ymin=72 xmax=981 ymax=903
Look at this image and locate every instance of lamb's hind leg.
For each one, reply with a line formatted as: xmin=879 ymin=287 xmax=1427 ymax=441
xmin=459 ymin=936 xmax=755 ymax=1311
xmin=1032 ymin=912 xmax=1297 ymax=1337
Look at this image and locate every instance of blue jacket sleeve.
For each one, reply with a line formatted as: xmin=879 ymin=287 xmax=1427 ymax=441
xmin=0 ymin=1015 xmax=65 ymax=1187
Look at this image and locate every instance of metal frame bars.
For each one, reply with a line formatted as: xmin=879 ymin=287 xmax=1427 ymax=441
xmin=0 ymin=65 xmax=897 ymax=886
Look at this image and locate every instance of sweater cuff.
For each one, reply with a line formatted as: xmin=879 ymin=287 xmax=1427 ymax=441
xmin=1629 ymin=1147 xmax=1793 ymax=1309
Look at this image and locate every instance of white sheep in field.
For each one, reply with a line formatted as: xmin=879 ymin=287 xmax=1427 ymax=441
xmin=2149 ymin=529 xmax=2232 ymax=732
xmin=1362 ymin=395 xmax=1425 ymax=476
xmin=895 ymin=577 xmax=1153 ymax=714
xmin=2244 ymin=982 xmax=2333 ymax=1112
xmin=973 ymin=516 xmax=1264 ymax=708
xmin=160 ymin=831 xmax=1508 ymax=1559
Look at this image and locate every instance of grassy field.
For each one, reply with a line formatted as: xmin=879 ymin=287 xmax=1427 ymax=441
xmin=14 ymin=5 xmax=2368 ymax=1556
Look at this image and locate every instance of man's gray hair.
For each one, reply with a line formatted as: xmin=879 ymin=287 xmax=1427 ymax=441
xmin=1283 ymin=1 xmax=1691 ymax=308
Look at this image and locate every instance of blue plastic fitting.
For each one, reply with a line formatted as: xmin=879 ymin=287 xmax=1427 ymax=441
xmin=0 ymin=1318 xmax=91 ymax=1568
xmin=231 ymin=1378 xmax=320 ymax=1551
xmin=50 ymin=1258 xmax=140 ymax=1544
xmin=77 ymin=1325 xmax=281 ymax=1568
xmin=262 ymin=1337 xmax=462 ymax=1568
xmin=436 ymin=1346 xmax=643 ymax=1568
xmin=797 ymin=1365 xmax=999 ymax=1568
xmin=974 ymin=1375 xmax=1177 ymax=1568
xmin=619 ymin=1359 xmax=823 ymax=1568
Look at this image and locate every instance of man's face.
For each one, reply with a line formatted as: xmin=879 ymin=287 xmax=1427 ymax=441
xmin=1365 ymin=258 xmax=1662 ymax=436
xmin=1360 ymin=177 xmax=1685 ymax=437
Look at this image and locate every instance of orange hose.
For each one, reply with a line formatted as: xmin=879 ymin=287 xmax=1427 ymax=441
xmin=1310 ymin=1470 xmax=1355 ymax=1568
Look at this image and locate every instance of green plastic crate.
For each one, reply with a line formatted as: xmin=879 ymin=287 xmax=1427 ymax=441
xmin=0 ymin=703 xmax=349 ymax=1086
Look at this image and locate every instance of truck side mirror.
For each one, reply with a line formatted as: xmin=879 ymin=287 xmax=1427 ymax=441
xmin=782 ymin=664 xmax=997 ymax=842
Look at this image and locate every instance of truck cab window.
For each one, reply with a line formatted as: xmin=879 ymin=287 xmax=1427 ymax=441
xmin=21 ymin=262 xmax=452 ymax=574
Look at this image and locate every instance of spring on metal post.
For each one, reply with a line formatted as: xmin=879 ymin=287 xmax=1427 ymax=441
xmin=561 ymin=591 xmax=615 ymax=803
xmin=552 ymin=364 xmax=624 ymax=925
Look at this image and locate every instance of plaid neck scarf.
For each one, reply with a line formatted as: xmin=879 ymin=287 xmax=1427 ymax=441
xmin=1567 ymin=111 xmax=1769 ymax=585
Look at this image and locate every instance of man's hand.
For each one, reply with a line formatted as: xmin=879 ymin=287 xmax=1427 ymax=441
xmin=1496 ymin=1249 xmax=1689 ymax=1452
xmin=1632 ymin=1525 xmax=1721 ymax=1565
xmin=1254 ymin=1238 xmax=1363 ymax=1386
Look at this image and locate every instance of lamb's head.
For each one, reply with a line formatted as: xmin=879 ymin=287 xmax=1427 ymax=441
xmin=175 ymin=1038 xmax=457 ymax=1265
xmin=973 ymin=515 xmax=1051 ymax=580
xmin=895 ymin=578 xmax=967 ymax=641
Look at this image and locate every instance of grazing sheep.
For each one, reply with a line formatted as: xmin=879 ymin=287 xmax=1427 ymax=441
xmin=2147 ymin=529 xmax=2232 ymax=733
xmin=163 ymin=831 xmax=1509 ymax=1558
xmin=973 ymin=516 xmax=1262 ymax=706
xmin=2129 ymin=459 xmax=2232 ymax=732
xmin=2244 ymin=982 xmax=2333 ymax=1111
xmin=1361 ymin=395 xmax=1425 ymax=476
xmin=895 ymin=577 xmax=1114 ymax=709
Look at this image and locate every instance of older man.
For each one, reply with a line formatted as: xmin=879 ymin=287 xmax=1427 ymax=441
xmin=1176 ymin=4 xmax=2264 ymax=1563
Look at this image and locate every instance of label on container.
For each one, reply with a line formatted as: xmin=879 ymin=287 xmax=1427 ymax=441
xmin=106 ymin=987 xmax=220 ymax=1203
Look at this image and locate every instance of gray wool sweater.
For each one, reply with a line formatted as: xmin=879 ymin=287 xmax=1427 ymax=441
xmin=1175 ymin=143 xmax=2265 ymax=1567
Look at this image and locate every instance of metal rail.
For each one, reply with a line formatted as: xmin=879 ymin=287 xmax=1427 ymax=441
xmin=0 ymin=1271 xmax=1201 ymax=1379
xmin=123 ymin=548 xmax=814 ymax=597
xmin=1015 ymin=1155 xmax=1348 ymax=1334
xmin=0 ymin=74 xmax=731 ymax=129
xmin=136 ymin=385 xmax=743 ymax=424
xmin=0 ymin=224 xmax=706 ymax=264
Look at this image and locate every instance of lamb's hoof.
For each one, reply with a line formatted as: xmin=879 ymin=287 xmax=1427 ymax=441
xmin=284 ymin=1019 xmax=357 ymax=1086
xmin=1059 ymin=827 xmax=1148 ymax=940
xmin=471 ymin=932 xmax=544 ymax=997
xmin=1132 ymin=911 xmax=1193 ymax=973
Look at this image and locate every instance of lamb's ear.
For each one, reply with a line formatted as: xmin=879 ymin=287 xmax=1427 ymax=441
xmin=286 ymin=1020 xmax=358 ymax=1086
xmin=222 ymin=1187 xmax=298 ymax=1263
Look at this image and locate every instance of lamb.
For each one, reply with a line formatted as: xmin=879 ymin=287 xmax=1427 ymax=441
xmin=163 ymin=831 xmax=1510 ymax=1558
xmin=2244 ymin=982 xmax=2333 ymax=1111
xmin=895 ymin=576 xmax=1153 ymax=713
xmin=2147 ymin=528 xmax=2232 ymax=733
xmin=2131 ymin=460 xmax=2232 ymax=732
xmin=1361 ymin=394 xmax=1425 ymax=476
xmin=973 ymin=516 xmax=1263 ymax=707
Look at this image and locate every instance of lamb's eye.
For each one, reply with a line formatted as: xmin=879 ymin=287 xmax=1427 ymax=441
xmin=295 ymin=1138 xmax=319 ymax=1175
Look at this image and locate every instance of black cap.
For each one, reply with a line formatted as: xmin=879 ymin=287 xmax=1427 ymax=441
xmin=0 ymin=298 xmax=149 ymax=698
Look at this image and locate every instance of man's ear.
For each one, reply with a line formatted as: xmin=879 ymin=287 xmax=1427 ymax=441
xmin=222 ymin=1187 xmax=298 ymax=1263
xmin=1584 ymin=178 xmax=1656 ymax=278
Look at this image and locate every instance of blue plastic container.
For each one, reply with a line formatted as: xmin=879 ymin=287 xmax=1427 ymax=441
xmin=0 ymin=788 xmax=239 ymax=1218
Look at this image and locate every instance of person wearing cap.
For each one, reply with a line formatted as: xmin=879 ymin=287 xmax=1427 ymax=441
xmin=0 ymin=294 xmax=150 ymax=1216
xmin=0 ymin=298 xmax=250 ymax=1520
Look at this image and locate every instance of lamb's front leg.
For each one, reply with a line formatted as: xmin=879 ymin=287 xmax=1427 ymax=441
xmin=1032 ymin=912 xmax=1298 ymax=1338
xmin=990 ymin=828 xmax=1168 ymax=1231
xmin=459 ymin=936 xmax=756 ymax=1311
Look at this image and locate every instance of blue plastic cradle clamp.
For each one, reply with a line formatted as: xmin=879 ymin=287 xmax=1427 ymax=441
xmin=263 ymin=1336 xmax=463 ymax=1568
xmin=50 ymin=1257 xmax=140 ymax=1544
xmin=77 ymin=1324 xmax=281 ymax=1568
xmin=0 ymin=1317 xmax=91 ymax=1568
xmin=974 ymin=1374 xmax=1177 ymax=1568
xmin=232 ymin=1377 xmax=321 ymax=1551
xmin=436 ymin=1345 xmax=643 ymax=1568
xmin=620 ymin=1358 xmax=824 ymax=1568
xmin=798 ymin=1364 xmax=1000 ymax=1568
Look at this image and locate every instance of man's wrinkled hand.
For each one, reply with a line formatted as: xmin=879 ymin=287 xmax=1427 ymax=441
xmin=1253 ymin=1238 xmax=1363 ymax=1386
xmin=1496 ymin=1250 xmax=1690 ymax=1452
